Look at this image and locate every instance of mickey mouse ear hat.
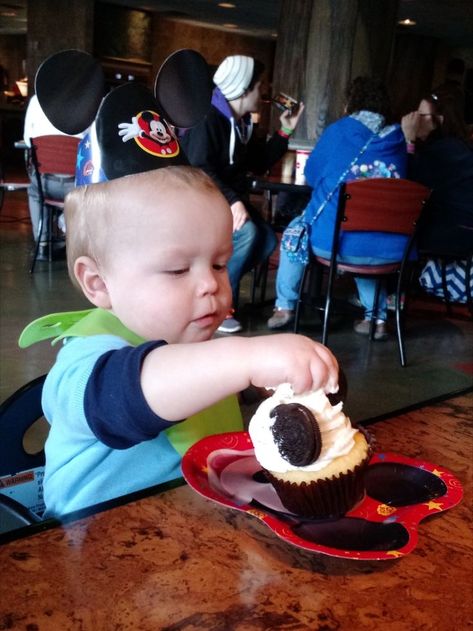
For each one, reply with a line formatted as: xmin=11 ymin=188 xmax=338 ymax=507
xmin=35 ymin=48 xmax=212 ymax=184
xmin=35 ymin=49 xmax=105 ymax=135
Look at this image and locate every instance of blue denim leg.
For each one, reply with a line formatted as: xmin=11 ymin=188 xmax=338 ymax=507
xmin=249 ymin=213 xmax=278 ymax=269
xmin=228 ymin=220 xmax=258 ymax=304
xmin=314 ymin=247 xmax=389 ymax=321
xmin=354 ymin=277 xmax=387 ymax=321
xmin=274 ymin=218 xmax=307 ymax=310
xmin=228 ymin=215 xmax=277 ymax=306
xmin=28 ymin=173 xmax=75 ymax=241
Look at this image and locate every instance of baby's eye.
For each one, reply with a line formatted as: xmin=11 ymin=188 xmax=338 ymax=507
xmin=166 ymin=268 xmax=189 ymax=276
xmin=213 ymin=263 xmax=227 ymax=272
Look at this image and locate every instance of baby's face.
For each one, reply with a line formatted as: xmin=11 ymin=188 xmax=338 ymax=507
xmin=102 ymin=185 xmax=233 ymax=343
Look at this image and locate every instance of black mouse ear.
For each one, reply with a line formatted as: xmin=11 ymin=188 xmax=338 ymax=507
xmin=154 ymin=48 xmax=212 ymax=128
xmin=35 ymin=49 xmax=105 ymax=135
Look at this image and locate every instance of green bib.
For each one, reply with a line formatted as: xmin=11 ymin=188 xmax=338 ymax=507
xmin=19 ymin=308 xmax=243 ymax=455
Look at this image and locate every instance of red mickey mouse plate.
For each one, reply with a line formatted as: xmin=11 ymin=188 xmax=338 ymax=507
xmin=182 ymin=431 xmax=463 ymax=561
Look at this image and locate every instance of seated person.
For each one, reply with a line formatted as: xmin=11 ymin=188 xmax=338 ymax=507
xmin=23 ymin=94 xmax=82 ymax=260
xmin=401 ymin=88 xmax=473 ymax=257
xmin=181 ymin=55 xmax=304 ymax=333
xmin=268 ymin=77 xmax=407 ymax=340
xmin=31 ymin=166 xmax=338 ymax=517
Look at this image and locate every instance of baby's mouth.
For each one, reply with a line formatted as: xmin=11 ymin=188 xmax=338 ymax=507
xmin=193 ymin=312 xmax=217 ymax=327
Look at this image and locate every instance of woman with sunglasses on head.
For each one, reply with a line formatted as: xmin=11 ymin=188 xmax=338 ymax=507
xmin=401 ymin=89 xmax=473 ymax=256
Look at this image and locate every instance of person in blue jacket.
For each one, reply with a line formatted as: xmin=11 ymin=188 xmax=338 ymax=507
xmin=268 ymin=77 xmax=407 ymax=340
xmin=21 ymin=166 xmax=338 ymax=517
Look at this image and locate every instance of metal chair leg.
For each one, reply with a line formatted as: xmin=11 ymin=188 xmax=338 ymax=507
xmin=396 ymin=267 xmax=407 ymax=367
xmin=294 ymin=263 xmax=309 ymax=334
xmin=465 ymin=255 xmax=473 ymax=319
xmin=30 ymin=201 xmax=45 ymax=275
xmin=322 ymin=264 xmax=337 ymax=346
xmin=440 ymin=258 xmax=453 ymax=316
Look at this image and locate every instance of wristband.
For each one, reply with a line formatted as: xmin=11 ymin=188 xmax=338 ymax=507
xmin=406 ymin=142 xmax=415 ymax=154
xmin=277 ymin=129 xmax=291 ymax=139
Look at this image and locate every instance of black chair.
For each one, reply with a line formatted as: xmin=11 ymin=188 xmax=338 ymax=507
xmin=0 ymin=374 xmax=47 ymax=532
xmin=29 ymin=134 xmax=80 ymax=273
xmin=294 ymin=178 xmax=431 ymax=366
xmin=0 ymin=494 xmax=41 ymax=534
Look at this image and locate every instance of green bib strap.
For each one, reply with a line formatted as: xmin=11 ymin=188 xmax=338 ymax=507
xmin=19 ymin=308 xmax=145 ymax=348
xmin=166 ymin=396 xmax=242 ymax=456
xmin=19 ymin=308 xmax=243 ymax=452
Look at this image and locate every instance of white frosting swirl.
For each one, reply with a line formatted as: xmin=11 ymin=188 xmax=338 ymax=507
xmin=248 ymin=383 xmax=357 ymax=473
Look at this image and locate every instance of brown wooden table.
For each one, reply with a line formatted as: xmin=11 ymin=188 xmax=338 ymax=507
xmin=1 ymin=394 xmax=472 ymax=630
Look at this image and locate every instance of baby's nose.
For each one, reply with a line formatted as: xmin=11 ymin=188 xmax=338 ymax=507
xmin=198 ymin=269 xmax=219 ymax=294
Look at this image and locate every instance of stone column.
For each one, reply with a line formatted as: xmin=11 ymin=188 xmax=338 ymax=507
xmin=26 ymin=0 xmax=94 ymax=90
xmin=272 ymin=0 xmax=399 ymax=144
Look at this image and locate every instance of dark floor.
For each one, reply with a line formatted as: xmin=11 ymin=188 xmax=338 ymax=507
xmin=1 ymin=179 xmax=472 ymax=426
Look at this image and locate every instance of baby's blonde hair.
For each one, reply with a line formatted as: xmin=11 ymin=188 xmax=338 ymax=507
xmin=65 ymin=166 xmax=223 ymax=289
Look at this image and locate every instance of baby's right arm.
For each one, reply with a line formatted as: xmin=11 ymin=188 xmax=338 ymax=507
xmin=140 ymin=334 xmax=339 ymax=422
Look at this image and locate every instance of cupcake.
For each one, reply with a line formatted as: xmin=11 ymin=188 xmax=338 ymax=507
xmin=248 ymin=383 xmax=372 ymax=518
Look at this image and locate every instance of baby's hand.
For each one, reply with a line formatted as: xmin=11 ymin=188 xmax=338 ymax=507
xmin=246 ymin=334 xmax=338 ymax=395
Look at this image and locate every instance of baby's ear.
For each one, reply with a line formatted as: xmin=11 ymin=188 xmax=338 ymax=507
xmin=74 ymin=256 xmax=112 ymax=309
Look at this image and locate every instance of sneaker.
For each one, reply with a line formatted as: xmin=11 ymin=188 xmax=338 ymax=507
xmin=353 ymin=319 xmax=389 ymax=341
xmin=267 ymin=308 xmax=294 ymax=329
xmin=217 ymin=315 xmax=242 ymax=334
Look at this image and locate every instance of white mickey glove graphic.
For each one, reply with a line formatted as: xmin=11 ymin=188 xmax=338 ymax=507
xmin=118 ymin=117 xmax=141 ymax=143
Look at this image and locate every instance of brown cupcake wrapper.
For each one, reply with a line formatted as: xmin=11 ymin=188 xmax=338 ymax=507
xmin=265 ymin=438 xmax=373 ymax=519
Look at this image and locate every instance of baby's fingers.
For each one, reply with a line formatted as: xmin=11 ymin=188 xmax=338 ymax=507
xmin=289 ymin=343 xmax=338 ymax=395
xmin=312 ymin=343 xmax=339 ymax=393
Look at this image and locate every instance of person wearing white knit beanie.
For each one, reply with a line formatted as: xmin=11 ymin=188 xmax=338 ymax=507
xmin=213 ymin=55 xmax=255 ymax=101
xmin=181 ymin=54 xmax=304 ymax=333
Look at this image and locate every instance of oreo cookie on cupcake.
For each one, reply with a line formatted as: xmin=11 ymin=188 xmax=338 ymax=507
xmin=248 ymin=383 xmax=371 ymax=518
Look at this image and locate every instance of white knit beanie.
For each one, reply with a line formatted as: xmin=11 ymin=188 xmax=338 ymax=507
xmin=213 ymin=55 xmax=254 ymax=101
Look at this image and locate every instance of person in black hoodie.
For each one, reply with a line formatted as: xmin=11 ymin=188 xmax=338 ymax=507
xmin=181 ymin=55 xmax=304 ymax=333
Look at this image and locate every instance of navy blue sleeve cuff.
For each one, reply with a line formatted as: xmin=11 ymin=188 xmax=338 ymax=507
xmin=84 ymin=340 xmax=177 ymax=449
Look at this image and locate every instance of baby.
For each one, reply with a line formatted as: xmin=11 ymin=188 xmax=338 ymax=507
xmin=41 ymin=166 xmax=338 ymax=516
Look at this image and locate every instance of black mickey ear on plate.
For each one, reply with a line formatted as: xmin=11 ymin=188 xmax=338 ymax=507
xmin=154 ymin=49 xmax=212 ymax=128
xmin=35 ymin=49 xmax=105 ymax=135
xmin=95 ymin=82 xmax=188 ymax=182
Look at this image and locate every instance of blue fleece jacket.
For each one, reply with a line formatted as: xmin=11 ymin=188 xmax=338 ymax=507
xmin=306 ymin=113 xmax=408 ymax=259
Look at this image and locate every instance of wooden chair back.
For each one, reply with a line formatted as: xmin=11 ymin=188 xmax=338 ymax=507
xmin=30 ymin=134 xmax=79 ymax=177
xmin=338 ymin=178 xmax=430 ymax=236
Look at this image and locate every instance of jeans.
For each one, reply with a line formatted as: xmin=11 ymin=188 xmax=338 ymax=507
xmin=274 ymin=218 xmax=390 ymax=321
xmin=228 ymin=211 xmax=277 ymax=307
xmin=28 ymin=172 xmax=75 ymax=242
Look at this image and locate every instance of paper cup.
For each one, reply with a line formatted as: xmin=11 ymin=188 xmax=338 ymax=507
xmin=281 ymin=151 xmax=296 ymax=179
xmin=295 ymin=150 xmax=310 ymax=184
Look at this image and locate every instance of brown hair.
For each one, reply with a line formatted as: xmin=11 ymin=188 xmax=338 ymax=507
xmin=345 ymin=76 xmax=392 ymax=121
xmin=247 ymin=59 xmax=265 ymax=91
xmin=65 ymin=166 xmax=222 ymax=290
